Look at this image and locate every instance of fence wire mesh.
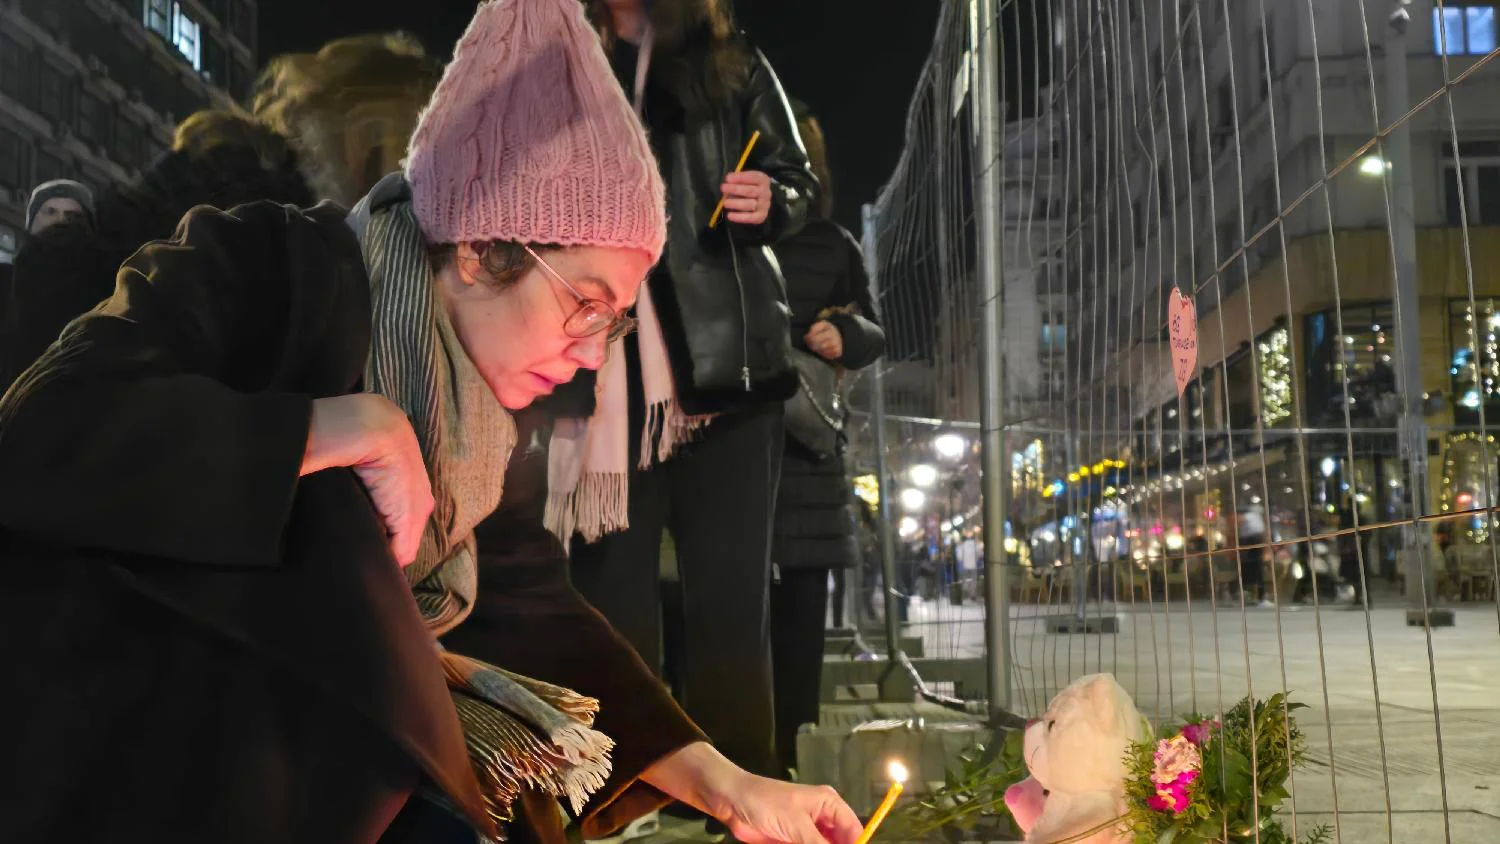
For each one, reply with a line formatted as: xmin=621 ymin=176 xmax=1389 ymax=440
xmin=854 ymin=0 xmax=1500 ymax=840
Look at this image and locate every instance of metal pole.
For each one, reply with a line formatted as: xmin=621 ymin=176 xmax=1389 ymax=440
xmin=973 ymin=0 xmax=1013 ymax=715
xmin=1385 ymin=4 xmax=1450 ymax=626
xmin=863 ymin=204 xmax=910 ymax=688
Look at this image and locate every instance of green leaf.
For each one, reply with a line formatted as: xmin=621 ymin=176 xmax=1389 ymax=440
xmin=1157 ymin=826 xmax=1179 ymax=844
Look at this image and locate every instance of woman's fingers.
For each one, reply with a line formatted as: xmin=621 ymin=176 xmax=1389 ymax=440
xmin=720 ymin=195 xmax=760 ymax=212
xmin=307 ymin=394 xmax=434 ymax=567
xmin=720 ymin=180 xmax=765 ymax=198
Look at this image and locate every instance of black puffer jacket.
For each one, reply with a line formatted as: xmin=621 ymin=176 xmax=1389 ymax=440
xmin=611 ymin=37 xmax=818 ymax=416
xmin=771 ymin=219 xmax=884 ymax=571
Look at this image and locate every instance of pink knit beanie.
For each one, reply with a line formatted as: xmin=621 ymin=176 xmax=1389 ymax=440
xmin=405 ymin=0 xmax=666 ymax=263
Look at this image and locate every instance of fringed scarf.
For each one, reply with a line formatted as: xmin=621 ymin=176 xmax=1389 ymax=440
xmin=360 ymin=201 xmax=613 ymax=834
xmin=543 ymin=284 xmax=708 ymax=543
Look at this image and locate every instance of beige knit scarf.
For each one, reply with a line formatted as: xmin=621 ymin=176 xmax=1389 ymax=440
xmin=544 ymin=284 xmax=706 ymax=542
xmin=361 ymin=201 xmax=613 ymax=834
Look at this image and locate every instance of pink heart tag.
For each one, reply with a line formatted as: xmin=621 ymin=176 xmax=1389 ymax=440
xmin=1168 ymin=288 xmax=1198 ymax=397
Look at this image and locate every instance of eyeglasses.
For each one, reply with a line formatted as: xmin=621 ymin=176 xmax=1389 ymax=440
xmin=522 ymin=245 xmax=638 ymax=343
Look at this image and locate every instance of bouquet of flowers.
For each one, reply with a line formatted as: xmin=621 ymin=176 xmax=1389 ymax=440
xmin=1122 ymin=694 xmax=1330 ymax=844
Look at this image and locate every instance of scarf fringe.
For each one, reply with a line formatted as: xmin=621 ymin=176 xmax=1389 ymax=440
xmin=443 ymin=653 xmax=616 ymax=820
xmin=450 ymin=692 xmax=615 ymax=821
xmin=545 ymin=470 xmax=630 ymax=543
xmin=639 ymin=398 xmax=712 ymax=470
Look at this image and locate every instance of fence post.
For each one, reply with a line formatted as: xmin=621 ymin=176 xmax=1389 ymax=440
xmin=1384 ymin=4 xmax=1451 ymax=628
xmin=972 ymin=0 xmax=1013 ymax=716
xmin=863 ymin=203 xmax=910 ymax=700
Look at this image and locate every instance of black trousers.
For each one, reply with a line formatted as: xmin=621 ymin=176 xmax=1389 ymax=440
xmin=1339 ymin=544 xmax=1364 ymax=602
xmin=1239 ymin=546 xmax=1266 ymax=601
xmin=570 ymin=356 xmax=785 ymax=778
xmin=770 ymin=569 xmax=831 ymax=775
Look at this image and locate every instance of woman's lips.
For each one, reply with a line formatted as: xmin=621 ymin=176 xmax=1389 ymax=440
xmin=527 ymin=372 xmax=558 ymax=393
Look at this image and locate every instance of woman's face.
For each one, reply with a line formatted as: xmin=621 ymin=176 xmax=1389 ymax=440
xmin=436 ymin=243 xmax=653 ymax=410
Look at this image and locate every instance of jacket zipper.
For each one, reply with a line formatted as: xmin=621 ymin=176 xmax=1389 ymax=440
xmin=721 ymin=125 xmax=752 ymax=391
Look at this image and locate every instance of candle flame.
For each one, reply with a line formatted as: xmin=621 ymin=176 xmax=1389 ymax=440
xmin=887 ymin=761 xmax=909 ymax=783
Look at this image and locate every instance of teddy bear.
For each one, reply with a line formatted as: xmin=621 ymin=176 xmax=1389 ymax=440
xmin=1002 ymin=673 xmax=1145 ymax=844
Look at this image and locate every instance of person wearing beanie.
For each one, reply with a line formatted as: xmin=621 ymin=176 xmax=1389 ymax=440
xmin=566 ymin=0 xmax=819 ymax=815
xmin=24 ymin=178 xmax=95 ymax=235
xmin=0 ymin=1 xmax=860 ymax=842
xmin=0 ymin=108 xmax=315 ymax=391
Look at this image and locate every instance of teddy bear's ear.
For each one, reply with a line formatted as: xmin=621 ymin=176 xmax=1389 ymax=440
xmin=1083 ymin=676 xmax=1125 ymax=734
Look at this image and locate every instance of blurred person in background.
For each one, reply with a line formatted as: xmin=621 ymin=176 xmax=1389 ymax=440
xmin=1338 ymin=500 xmax=1364 ymax=608
xmin=0 ymin=110 xmax=313 ymax=389
xmin=567 ymin=0 xmax=819 ymax=811
xmin=767 ymin=104 xmax=884 ymax=777
xmin=1234 ymin=500 xmax=1271 ymax=607
xmin=252 ymin=32 xmax=443 ymax=208
xmin=25 ymin=179 xmax=95 ymax=236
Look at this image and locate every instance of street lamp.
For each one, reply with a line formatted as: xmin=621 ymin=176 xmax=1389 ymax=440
xmin=934 ymin=433 xmax=967 ymax=460
xmin=900 ymin=488 xmax=927 ymax=511
xmin=909 ymin=463 xmax=939 ymax=488
xmin=1358 ymin=155 xmax=1392 ymax=177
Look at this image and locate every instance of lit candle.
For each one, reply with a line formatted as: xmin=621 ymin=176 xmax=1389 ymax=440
xmin=853 ymin=761 xmax=908 ymax=844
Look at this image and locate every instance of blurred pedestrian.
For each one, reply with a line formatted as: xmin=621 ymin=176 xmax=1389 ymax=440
xmin=0 ymin=109 xmax=313 ymax=389
xmin=25 ymin=179 xmax=94 ymax=236
xmin=252 ymin=32 xmax=443 ymax=207
xmin=1338 ymin=500 xmax=1364 ymax=607
xmin=1235 ymin=501 xmax=1271 ymax=607
xmin=767 ymin=105 xmax=885 ymax=776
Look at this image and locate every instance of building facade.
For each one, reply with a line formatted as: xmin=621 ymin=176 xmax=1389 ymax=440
xmin=1043 ymin=0 xmax=1500 ymax=575
xmin=0 ymin=0 xmax=256 ymax=259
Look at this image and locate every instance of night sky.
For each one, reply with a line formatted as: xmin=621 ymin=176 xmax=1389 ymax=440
xmin=255 ymin=0 xmax=941 ymax=233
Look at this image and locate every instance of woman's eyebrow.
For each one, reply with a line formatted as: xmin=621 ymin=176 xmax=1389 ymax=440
xmin=572 ymin=275 xmax=618 ymax=306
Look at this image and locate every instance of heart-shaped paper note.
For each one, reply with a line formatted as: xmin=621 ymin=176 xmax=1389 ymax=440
xmin=1168 ymin=288 xmax=1198 ymax=397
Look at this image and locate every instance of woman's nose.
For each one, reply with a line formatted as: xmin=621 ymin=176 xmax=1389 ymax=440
xmin=567 ymin=334 xmax=609 ymax=370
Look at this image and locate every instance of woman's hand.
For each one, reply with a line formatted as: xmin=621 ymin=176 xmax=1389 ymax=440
xmin=642 ymin=743 xmax=861 ymax=844
xmin=713 ymin=774 xmax=862 ymax=844
xmin=303 ymin=394 xmax=434 ymax=566
xmin=804 ymin=320 xmax=844 ymax=362
xmin=721 ymin=170 xmax=774 ymax=226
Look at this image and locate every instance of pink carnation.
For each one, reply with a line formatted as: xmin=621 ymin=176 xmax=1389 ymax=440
xmin=1146 ymin=770 xmax=1198 ymax=815
xmin=1152 ymin=735 xmax=1202 ymax=785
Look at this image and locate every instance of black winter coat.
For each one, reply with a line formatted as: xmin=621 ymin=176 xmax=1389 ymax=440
xmin=610 ymin=38 xmax=818 ymax=415
xmin=0 ymin=202 xmax=701 ymax=843
xmin=770 ymin=219 xmax=884 ymax=571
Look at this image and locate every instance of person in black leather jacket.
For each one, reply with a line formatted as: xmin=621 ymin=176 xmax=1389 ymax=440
xmin=569 ymin=0 xmax=820 ymax=796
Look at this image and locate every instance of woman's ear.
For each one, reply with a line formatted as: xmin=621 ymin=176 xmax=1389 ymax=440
xmin=452 ymin=243 xmax=483 ymax=287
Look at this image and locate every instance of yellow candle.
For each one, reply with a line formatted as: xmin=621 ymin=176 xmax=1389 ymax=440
xmin=708 ymin=130 xmax=763 ymax=229
xmin=853 ymin=761 xmax=908 ymax=844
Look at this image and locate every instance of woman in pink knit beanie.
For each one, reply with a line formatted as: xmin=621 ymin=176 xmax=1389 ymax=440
xmin=0 ymin=0 xmax=859 ymax=842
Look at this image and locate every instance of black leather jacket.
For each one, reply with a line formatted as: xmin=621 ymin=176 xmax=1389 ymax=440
xmin=627 ymin=40 xmax=819 ymax=416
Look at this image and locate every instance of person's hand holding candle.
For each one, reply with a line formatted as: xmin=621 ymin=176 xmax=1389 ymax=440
xmin=718 ymin=170 xmax=773 ymax=226
xmin=709 ymin=130 xmax=764 ymax=228
xmin=642 ymin=741 xmax=861 ymax=844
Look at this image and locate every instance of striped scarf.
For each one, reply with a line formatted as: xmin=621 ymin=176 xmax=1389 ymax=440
xmin=359 ymin=201 xmax=614 ymax=834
